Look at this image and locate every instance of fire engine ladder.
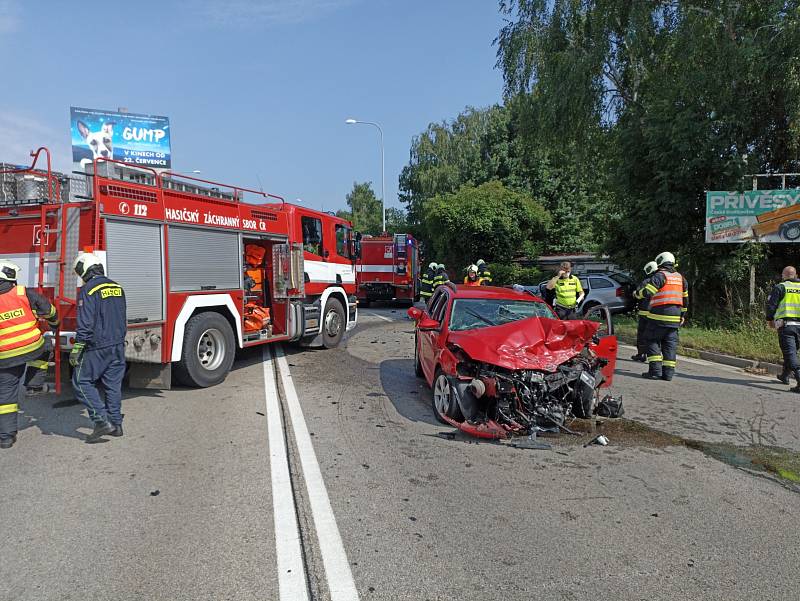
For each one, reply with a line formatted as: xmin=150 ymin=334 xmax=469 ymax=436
xmin=30 ymin=148 xmax=72 ymax=395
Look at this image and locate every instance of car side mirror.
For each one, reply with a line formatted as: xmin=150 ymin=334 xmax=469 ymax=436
xmin=418 ymin=317 xmax=440 ymax=331
xmin=407 ymin=307 xmax=423 ymax=321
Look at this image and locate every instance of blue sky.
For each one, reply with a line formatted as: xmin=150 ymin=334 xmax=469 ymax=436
xmin=0 ymin=0 xmax=504 ymax=214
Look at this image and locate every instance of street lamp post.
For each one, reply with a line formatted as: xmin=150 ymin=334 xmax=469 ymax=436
xmin=345 ymin=118 xmax=385 ymax=233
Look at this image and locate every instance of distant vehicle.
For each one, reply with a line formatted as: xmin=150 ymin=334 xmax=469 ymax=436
xmin=355 ymin=233 xmax=420 ymax=306
xmin=531 ymin=272 xmax=635 ymax=315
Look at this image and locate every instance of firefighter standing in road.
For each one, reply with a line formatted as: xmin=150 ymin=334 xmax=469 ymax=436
xmin=635 ymin=252 xmax=688 ymax=381
xmin=420 ymin=262 xmax=437 ymax=304
xmin=434 ymin=264 xmax=450 ymax=288
xmin=464 ymin=264 xmax=484 ymax=287
xmin=476 ymin=259 xmax=492 ymax=284
xmin=766 ymin=265 xmax=800 ymax=392
xmin=631 ymin=261 xmax=658 ymax=362
xmin=71 ymin=252 xmax=127 ymax=443
xmin=546 ymin=261 xmax=584 ymax=320
xmin=0 ymin=260 xmax=58 ymax=449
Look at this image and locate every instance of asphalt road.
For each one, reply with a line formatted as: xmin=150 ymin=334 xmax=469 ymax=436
xmin=2 ymin=305 xmax=799 ymax=601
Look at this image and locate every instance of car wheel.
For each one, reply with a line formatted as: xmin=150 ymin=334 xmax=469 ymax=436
xmin=432 ymin=370 xmax=463 ymax=423
xmin=582 ymin=301 xmax=600 ymax=315
xmin=414 ymin=335 xmax=424 ymax=377
xmin=173 ymin=312 xmax=236 ymax=388
xmin=322 ymin=298 xmax=346 ymax=348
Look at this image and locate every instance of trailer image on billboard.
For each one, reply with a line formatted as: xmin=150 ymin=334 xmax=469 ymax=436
xmin=706 ymin=189 xmax=800 ymax=243
xmin=70 ymin=106 xmax=171 ymax=171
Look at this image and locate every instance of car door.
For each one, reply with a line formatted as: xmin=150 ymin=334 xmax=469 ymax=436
xmin=583 ymin=305 xmax=618 ymax=386
xmin=419 ymin=288 xmax=450 ymax=383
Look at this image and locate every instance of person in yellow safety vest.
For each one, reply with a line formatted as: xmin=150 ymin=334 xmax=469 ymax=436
xmin=766 ymin=265 xmax=800 ymax=392
xmin=545 ymin=261 xmax=585 ymax=320
xmin=419 ymin=262 xmax=437 ymax=304
xmin=631 ymin=261 xmax=658 ymax=362
xmin=635 ymin=251 xmax=688 ymax=381
xmin=0 ymin=260 xmax=58 ymax=449
xmin=476 ymin=259 xmax=492 ymax=284
xmin=464 ymin=264 xmax=484 ymax=287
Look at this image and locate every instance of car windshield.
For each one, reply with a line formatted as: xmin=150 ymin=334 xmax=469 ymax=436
xmin=449 ymin=298 xmax=554 ymax=331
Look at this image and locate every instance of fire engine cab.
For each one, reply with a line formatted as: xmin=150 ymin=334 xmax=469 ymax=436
xmin=355 ymin=233 xmax=419 ymax=306
xmin=0 ymin=148 xmax=359 ymax=389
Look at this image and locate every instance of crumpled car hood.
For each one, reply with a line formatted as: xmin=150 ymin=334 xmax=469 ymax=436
xmin=447 ymin=317 xmax=599 ymax=372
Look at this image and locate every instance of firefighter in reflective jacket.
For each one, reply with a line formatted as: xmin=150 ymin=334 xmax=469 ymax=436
xmin=464 ymin=264 xmax=484 ymax=287
xmin=476 ymin=259 xmax=492 ymax=284
xmin=434 ymin=264 xmax=450 ymax=288
xmin=635 ymin=252 xmax=688 ymax=381
xmin=71 ymin=252 xmax=128 ymax=443
xmin=0 ymin=260 xmax=58 ymax=449
xmin=766 ymin=265 xmax=800 ymax=392
xmin=420 ymin=262 xmax=437 ymax=303
xmin=631 ymin=261 xmax=658 ymax=362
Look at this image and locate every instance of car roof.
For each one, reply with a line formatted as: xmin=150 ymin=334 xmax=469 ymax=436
xmin=451 ymin=285 xmax=547 ymax=302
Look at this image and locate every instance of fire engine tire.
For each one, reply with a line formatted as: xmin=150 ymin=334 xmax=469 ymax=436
xmin=414 ymin=335 xmax=424 ymax=377
xmin=173 ymin=312 xmax=236 ymax=388
xmin=432 ymin=369 xmax=463 ymax=424
xmin=321 ymin=298 xmax=346 ymax=348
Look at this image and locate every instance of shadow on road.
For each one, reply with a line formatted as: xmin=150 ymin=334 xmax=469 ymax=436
xmin=379 ymin=358 xmax=440 ymax=427
xmin=615 ymin=359 xmax=784 ymax=393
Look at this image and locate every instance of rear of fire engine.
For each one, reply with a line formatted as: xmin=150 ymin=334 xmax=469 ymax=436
xmin=0 ymin=149 xmax=359 ymax=390
xmin=355 ymin=233 xmax=419 ymax=306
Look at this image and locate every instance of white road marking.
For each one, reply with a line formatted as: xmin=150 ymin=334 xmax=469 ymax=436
xmin=363 ymin=311 xmax=393 ymax=322
xmin=262 ymin=349 xmax=310 ymax=601
xmin=275 ymin=347 xmax=360 ymax=601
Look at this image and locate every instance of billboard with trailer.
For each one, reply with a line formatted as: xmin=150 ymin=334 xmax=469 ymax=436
xmin=70 ymin=106 xmax=171 ymax=172
xmin=706 ymin=189 xmax=800 ymax=243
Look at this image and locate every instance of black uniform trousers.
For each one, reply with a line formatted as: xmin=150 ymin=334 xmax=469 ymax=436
xmin=555 ymin=305 xmax=578 ymax=320
xmin=0 ymin=364 xmax=25 ymax=441
xmin=778 ymin=324 xmax=800 ymax=372
xmin=645 ymin=322 xmax=679 ymax=380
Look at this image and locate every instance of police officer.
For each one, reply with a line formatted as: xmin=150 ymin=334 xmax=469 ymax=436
xmin=71 ymin=252 xmax=127 ymax=443
xmin=476 ymin=259 xmax=492 ymax=284
xmin=635 ymin=251 xmax=688 ymax=381
xmin=420 ymin=262 xmax=437 ymax=304
xmin=631 ymin=261 xmax=658 ymax=362
xmin=766 ymin=265 xmax=800 ymax=392
xmin=545 ymin=261 xmax=584 ymax=320
xmin=0 ymin=260 xmax=58 ymax=449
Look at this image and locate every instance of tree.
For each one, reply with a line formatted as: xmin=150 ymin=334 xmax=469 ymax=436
xmin=336 ymin=182 xmax=382 ymax=235
xmin=423 ymin=181 xmax=551 ymax=269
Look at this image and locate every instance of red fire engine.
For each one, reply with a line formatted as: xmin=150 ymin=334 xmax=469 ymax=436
xmin=0 ymin=148 xmax=360 ymax=390
xmin=355 ymin=234 xmax=420 ymax=306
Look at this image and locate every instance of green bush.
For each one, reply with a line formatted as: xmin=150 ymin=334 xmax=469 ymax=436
xmin=486 ymin=263 xmax=543 ymax=286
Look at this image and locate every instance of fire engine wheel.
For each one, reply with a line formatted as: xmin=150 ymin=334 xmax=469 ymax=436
xmin=321 ymin=298 xmax=346 ymax=348
xmin=173 ymin=312 xmax=236 ymax=388
xmin=432 ymin=370 xmax=463 ymax=424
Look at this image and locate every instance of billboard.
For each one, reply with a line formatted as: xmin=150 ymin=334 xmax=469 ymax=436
xmin=70 ymin=106 xmax=171 ymax=171
xmin=706 ymin=189 xmax=800 ymax=243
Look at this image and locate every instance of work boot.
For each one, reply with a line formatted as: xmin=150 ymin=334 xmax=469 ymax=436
xmin=777 ymin=371 xmax=791 ymax=385
xmin=641 ymin=372 xmax=662 ymax=380
xmin=662 ymin=368 xmax=675 ymax=382
xmin=0 ymin=435 xmax=16 ymax=449
xmin=792 ymin=370 xmax=800 ymax=394
xmin=109 ymin=424 xmax=124 ymax=437
xmin=630 ymin=353 xmax=646 ymax=362
xmin=85 ymin=421 xmax=114 ymax=443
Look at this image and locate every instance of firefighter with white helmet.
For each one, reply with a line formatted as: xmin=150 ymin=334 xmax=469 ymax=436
xmin=475 ymin=259 xmax=492 ymax=284
xmin=634 ymin=251 xmax=688 ymax=381
xmin=0 ymin=260 xmax=58 ymax=449
xmin=420 ymin=262 xmax=437 ymax=304
xmin=631 ymin=261 xmax=659 ymax=362
xmin=434 ymin=264 xmax=449 ymax=288
xmin=71 ymin=251 xmax=128 ymax=443
xmin=464 ymin=264 xmax=483 ymax=287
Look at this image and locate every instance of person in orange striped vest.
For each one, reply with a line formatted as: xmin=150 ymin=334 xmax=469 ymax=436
xmin=634 ymin=251 xmax=688 ymax=381
xmin=0 ymin=260 xmax=58 ymax=449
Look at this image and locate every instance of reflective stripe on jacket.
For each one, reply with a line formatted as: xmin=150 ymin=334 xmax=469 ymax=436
xmin=636 ymin=269 xmax=687 ymax=328
xmin=650 ymin=272 xmax=684 ymax=307
xmin=554 ymin=276 xmax=582 ymax=308
xmin=0 ymin=285 xmax=44 ymax=360
xmin=775 ymin=282 xmax=800 ymax=320
xmin=463 ymin=277 xmax=484 ymax=287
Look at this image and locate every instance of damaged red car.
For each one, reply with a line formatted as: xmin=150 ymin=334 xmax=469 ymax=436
xmin=408 ymin=284 xmax=621 ymax=439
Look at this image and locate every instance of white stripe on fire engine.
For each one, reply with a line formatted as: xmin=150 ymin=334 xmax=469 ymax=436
xmin=304 ymin=260 xmax=356 ymax=284
xmin=355 ymin=265 xmax=395 ymax=273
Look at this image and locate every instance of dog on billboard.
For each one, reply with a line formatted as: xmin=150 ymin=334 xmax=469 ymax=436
xmin=77 ymin=120 xmax=115 ymax=161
